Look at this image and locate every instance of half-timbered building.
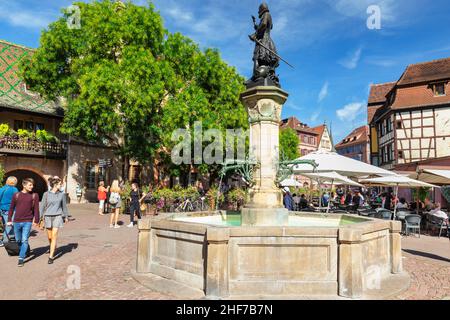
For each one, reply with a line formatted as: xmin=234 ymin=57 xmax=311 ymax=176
xmin=368 ymin=57 xmax=450 ymax=170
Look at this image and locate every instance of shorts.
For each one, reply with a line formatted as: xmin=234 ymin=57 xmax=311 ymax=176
xmin=109 ymin=198 xmax=122 ymax=209
xmin=99 ymin=200 xmax=105 ymax=209
xmin=44 ymin=215 xmax=64 ymax=229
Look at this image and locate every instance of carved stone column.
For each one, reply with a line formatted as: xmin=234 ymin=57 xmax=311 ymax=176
xmin=240 ymin=86 xmax=289 ymax=226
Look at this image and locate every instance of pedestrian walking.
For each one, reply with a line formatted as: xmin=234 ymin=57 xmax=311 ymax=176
xmin=0 ymin=176 xmax=19 ymax=247
xmin=127 ymin=183 xmax=145 ymax=227
xmin=6 ymin=178 xmax=40 ymax=267
xmin=108 ymin=180 xmax=122 ymax=229
xmin=97 ymin=181 xmax=108 ymax=216
xmin=40 ymin=177 xmax=69 ymax=264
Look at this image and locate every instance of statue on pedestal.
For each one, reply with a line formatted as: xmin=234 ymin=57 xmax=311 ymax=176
xmin=247 ymin=3 xmax=280 ymax=88
xmin=246 ymin=3 xmax=293 ymax=89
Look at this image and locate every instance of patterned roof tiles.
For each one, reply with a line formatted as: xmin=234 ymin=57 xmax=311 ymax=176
xmin=0 ymin=40 xmax=63 ymax=117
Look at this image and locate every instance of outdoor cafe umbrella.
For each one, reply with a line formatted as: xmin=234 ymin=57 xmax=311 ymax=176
xmin=279 ymin=178 xmax=301 ymax=187
xmin=292 ymin=150 xmax=396 ymax=178
xmin=301 ymin=171 xmax=364 ymax=213
xmin=360 ymin=175 xmax=438 ymax=218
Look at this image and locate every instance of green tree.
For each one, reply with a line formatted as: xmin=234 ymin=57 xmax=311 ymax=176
xmin=280 ymin=128 xmax=300 ymax=161
xmin=20 ymin=0 xmax=248 ymax=181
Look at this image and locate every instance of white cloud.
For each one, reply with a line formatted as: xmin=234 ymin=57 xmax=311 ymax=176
xmin=318 ymin=81 xmax=329 ymax=103
xmin=0 ymin=3 xmax=53 ymax=29
xmin=336 ymin=101 xmax=365 ymax=121
xmin=310 ymin=108 xmax=322 ymax=123
xmin=327 ymin=0 xmax=398 ymax=22
xmin=339 ymin=47 xmax=362 ymax=69
xmin=285 ymin=101 xmax=303 ymax=111
xmin=366 ymin=58 xmax=396 ymax=67
xmin=165 ymin=6 xmax=194 ymax=23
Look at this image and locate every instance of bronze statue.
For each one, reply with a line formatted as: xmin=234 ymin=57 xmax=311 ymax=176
xmin=247 ymin=3 xmax=281 ymax=87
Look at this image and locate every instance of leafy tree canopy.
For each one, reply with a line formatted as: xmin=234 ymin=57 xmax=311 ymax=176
xmin=280 ymin=128 xmax=300 ymax=161
xmin=21 ymin=0 xmax=248 ymax=169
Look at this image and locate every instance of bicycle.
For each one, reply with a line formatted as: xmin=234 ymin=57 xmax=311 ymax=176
xmin=193 ymin=196 xmax=209 ymax=212
xmin=175 ymin=197 xmax=195 ymax=212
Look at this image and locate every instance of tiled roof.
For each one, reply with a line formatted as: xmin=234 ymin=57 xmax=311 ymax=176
xmin=397 ymin=57 xmax=450 ymax=86
xmin=311 ymin=124 xmax=325 ymax=139
xmin=280 ymin=116 xmax=319 ymax=135
xmin=390 ymin=82 xmax=450 ymax=110
xmin=0 ymin=40 xmax=63 ymax=117
xmin=368 ymin=82 xmax=396 ymax=104
xmin=335 ymin=125 xmax=369 ymax=148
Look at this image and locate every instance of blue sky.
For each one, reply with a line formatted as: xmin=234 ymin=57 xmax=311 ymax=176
xmin=1 ymin=0 xmax=450 ymax=142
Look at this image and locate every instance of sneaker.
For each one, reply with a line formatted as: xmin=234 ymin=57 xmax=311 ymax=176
xmin=48 ymin=257 xmax=54 ymax=265
xmin=127 ymin=223 xmax=134 ymax=228
xmin=0 ymin=241 xmax=4 ymax=247
xmin=114 ymin=225 xmax=120 ymax=229
xmin=18 ymin=260 xmax=24 ymax=267
xmin=109 ymin=224 xmax=114 ymax=228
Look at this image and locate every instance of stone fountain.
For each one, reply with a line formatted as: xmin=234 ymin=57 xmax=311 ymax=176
xmin=132 ymin=3 xmax=409 ymax=299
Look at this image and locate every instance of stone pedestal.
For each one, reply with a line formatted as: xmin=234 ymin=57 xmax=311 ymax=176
xmin=240 ymin=86 xmax=289 ymax=226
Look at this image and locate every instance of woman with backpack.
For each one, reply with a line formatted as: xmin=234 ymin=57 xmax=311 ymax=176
xmin=40 ymin=177 xmax=69 ymax=264
xmin=109 ymin=180 xmax=121 ymax=229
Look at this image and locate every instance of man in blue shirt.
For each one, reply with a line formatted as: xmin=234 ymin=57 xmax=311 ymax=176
xmin=0 ymin=176 xmax=19 ymax=246
xmin=283 ymin=187 xmax=294 ymax=211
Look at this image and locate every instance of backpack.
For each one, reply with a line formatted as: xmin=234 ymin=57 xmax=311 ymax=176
xmin=109 ymin=192 xmax=121 ymax=205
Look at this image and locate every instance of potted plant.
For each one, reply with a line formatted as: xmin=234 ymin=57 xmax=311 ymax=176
xmin=227 ymin=188 xmax=248 ymax=211
xmin=206 ymin=186 xmax=224 ymax=211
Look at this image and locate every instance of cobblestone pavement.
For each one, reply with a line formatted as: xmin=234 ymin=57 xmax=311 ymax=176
xmin=1 ymin=204 xmax=448 ymax=300
xmin=391 ymin=234 xmax=450 ymax=300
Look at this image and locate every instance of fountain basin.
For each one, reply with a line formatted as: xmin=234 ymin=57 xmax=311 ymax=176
xmin=135 ymin=212 xmax=406 ymax=299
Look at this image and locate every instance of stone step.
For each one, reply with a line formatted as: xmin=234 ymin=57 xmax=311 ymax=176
xmin=131 ymin=270 xmax=205 ymax=300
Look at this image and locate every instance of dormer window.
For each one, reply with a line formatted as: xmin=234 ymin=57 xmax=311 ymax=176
xmin=433 ymin=83 xmax=446 ymax=96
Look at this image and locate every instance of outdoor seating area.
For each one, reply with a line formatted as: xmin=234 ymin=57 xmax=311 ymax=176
xmin=278 ymin=151 xmax=450 ymax=240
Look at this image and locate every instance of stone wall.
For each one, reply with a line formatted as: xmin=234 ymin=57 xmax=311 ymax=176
xmin=66 ymin=143 xmax=121 ymax=203
xmin=137 ymin=215 xmax=403 ymax=299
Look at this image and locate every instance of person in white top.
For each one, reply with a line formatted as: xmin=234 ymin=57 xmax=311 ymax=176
xmin=396 ymin=198 xmax=409 ymax=210
xmin=429 ymin=203 xmax=449 ymax=222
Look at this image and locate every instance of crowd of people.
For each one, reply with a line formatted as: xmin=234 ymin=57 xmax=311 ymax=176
xmin=96 ymin=180 xmax=152 ymax=229
xmin=0 ymin=175 xmax=68 ymax=267
xmin=282 ymin=186 xmax=449 ymax=224
xmin=2 ymin=176 xmax=448 ymax=267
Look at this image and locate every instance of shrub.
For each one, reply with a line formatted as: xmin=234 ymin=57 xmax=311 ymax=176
xmin=227 ymin=188 xmax=247 ymax=210
xmin=206 ymin=185 xmax=224 ymax=210
xmin=17 ymin=129 xmax=34 ymax=140
xmin=0 ymin=124 xmax=10 ymax=138
xmin=121 ymin=182 xmax=132 ymax=201
xmin=36 ymin=129 xmax=58 ymax=143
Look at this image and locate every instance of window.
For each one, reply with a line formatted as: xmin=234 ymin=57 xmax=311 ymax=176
xmin=85 ymin=162 xmax=97 ymax=189
xmin=385 ymin=119 xmax=392 ymax=133
xmin=433 ymin=83 xmax=446 ymax=96
xmin=398 ymin=150 xmax=404 ymax=159
xmin=396 ymin=120 xmax=403 ymax=129
xmin=25 ymin=121 xmax=34 ymax=131
xmin=14 ymin=120 xmax=23 ymax=131
xmin=13 ymin=120 xmax=45 ymax=132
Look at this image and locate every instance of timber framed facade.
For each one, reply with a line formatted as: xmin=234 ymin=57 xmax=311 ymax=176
xmin=368 ymin=57 xmax=450 ymax=170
